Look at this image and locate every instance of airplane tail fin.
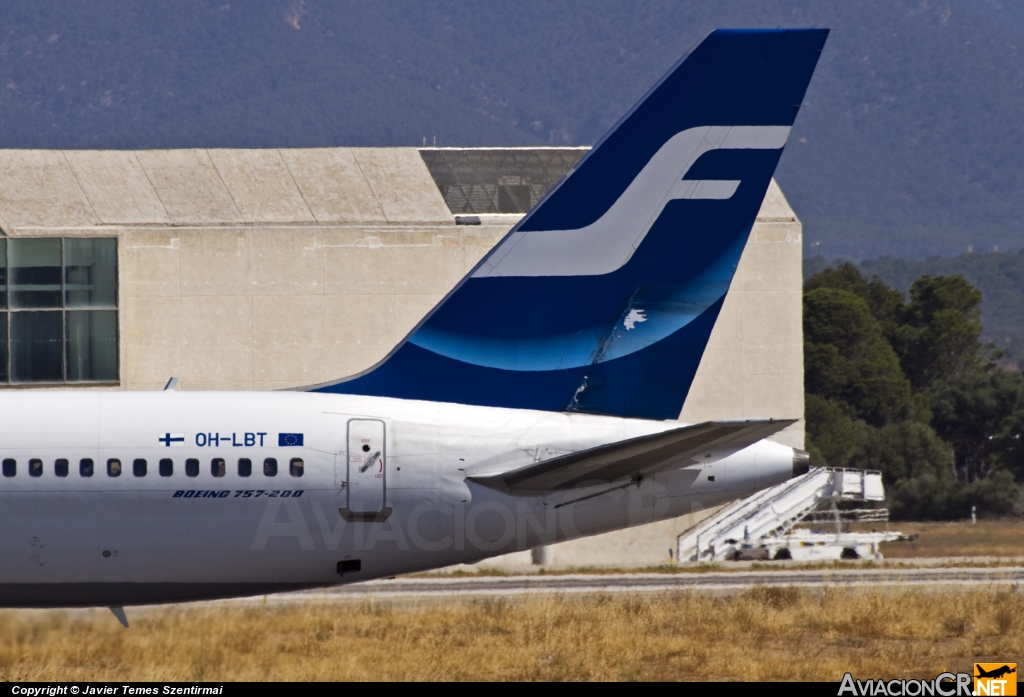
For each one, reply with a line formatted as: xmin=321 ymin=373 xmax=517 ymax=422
xmin=310 ymin=28 xmax=828 ymax=420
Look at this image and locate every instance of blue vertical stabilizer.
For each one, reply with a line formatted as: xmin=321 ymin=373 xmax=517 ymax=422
xmin=310 ymin=28 xmax=828 ymax=420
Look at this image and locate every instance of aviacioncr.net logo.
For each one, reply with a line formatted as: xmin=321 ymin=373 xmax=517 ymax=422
xmin=974 ymin=663 xmax=1017 ymax=696
xmin=839 ymin=672 xmax=972 ymax=696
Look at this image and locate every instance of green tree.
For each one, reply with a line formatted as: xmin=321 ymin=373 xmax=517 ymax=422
xmin=804 ymin=262 xmax=905 ymax=336
xmin=803 ymin=265 xmax=1022 ymax=520
xmin=928 ymin=368 xmax=1024 ymax=481
xmin=894 ymin=275 xmax=986 ymax=391
xmin=804 ymin=287 xmax=916 ymax=427
xmin=804 ymin=394 xmax=864 ymax=468
xmin=887 ymin=470 xmax=1020 ymax=520
xmin=850 ymin=420 xmax=954 ymax=485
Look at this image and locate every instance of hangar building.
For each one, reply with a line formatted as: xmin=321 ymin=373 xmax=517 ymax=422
xmin=0 ymin=147 xmax=804 ymax=566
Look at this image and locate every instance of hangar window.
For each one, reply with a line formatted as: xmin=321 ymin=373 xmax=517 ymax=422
xmin=0 ymin=238 xmax=118 ymax=386
xmin=420 ymin=148 xmax=589 ymax=214
xmin=55 ymin=458 xmax=68 ymax=477
xmin=263 ymin=457 xmax=277 ymax=477
xmin=80 ymin=458 xmax=93 ymax=477
xmin=159 ymin=458 xmax=173 ymax=477
xmin=238 ymin=458 xmax=252 ymax=477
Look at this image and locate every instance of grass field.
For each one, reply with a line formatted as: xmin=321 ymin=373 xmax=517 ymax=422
xmin=877 ymin=519 xmax=1024 ymax=559
xmin=2 ymin=520 xmax=1020 ymax=681
xmin=1 ymin=587 xmax=1021 ymax=682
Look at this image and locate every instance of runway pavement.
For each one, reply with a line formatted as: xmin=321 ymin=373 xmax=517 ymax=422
xmin=270 ymin=566 xmax=1024 ymax=602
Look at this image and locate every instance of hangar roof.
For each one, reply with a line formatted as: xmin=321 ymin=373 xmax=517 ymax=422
xmin=0 ymin=147 xmax=796 ymax=235
xmin=0 ymin=148 xmax=454 ymax=234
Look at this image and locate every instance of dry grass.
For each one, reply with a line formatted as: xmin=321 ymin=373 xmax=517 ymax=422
xmin=1 ymin=587 xmax=1022 ymax=681
xmin=877 ymin=519 xmax=1024 ymax=559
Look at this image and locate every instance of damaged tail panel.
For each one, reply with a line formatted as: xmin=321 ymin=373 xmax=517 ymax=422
xmin=309 ymin=28 xmax=828 ymax=420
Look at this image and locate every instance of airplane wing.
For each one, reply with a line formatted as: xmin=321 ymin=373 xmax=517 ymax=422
xmin=468 ymin=419 xmax=796 ymax=494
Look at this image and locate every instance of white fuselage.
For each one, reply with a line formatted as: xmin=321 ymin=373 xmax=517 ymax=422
xmin=0 ymin=390 xmax=796 ymax=606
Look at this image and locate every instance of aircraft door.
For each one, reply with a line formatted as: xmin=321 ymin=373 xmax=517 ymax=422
xmin=340 ymin=418 xmax=391 ymax=522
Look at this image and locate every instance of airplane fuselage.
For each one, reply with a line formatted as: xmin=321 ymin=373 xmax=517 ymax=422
xmin=0 ymin=390 xmax=796 ymax=606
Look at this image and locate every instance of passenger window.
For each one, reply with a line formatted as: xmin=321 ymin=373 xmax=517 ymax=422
xmin=2 ymin=459 xmax=14 ymax=477
xmin=185 ymin=458 xmax=199 ymax=477
xmin=80 ymin=458 xmax=93 ymax=477
xmin=55 ymin=458 xmax=69 ymax=477
xmin=211 ymin=458 xmax=226 ymax=477
xmin=107 ymin=459 xmax=122 ymax=477
xmin=238 ymin=458 xmax=252 ymax=477
xmin=29 ymin=459 xmax=43 ymax=477
xmin=159 ymin=458 xmax=173 ymax=477
xmin=289 ymin=458 xmax=304 ymax=477
xmin=133 ymin=458 xmax=147 ymax=477
xmin=263 ymin=457 xmax=277 ymax=477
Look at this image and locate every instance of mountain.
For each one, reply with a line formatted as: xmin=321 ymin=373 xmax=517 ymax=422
xmin=1 ymin=1 xmax=1024 ymax=260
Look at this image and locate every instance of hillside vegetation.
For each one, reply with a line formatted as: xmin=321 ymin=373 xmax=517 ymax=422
xmin=2 ymin=1 xmax=1024 ymax=259
xmin=808 ymin=251 xmax=1024 ymax=369
xmin=859 ymin=251 xmax=1024 ymax=369
xmin=804 ymin=264 xmax=1024 ymax=519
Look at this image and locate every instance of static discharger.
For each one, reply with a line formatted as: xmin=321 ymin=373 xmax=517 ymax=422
xmin=109 ymin=606 xmax=129 ymax=628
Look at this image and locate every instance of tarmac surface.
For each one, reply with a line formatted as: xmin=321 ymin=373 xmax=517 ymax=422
xmin=268 ymin=566 xmax=1024 ymax=602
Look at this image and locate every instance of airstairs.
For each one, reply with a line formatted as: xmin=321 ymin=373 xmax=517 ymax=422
xmin=677 ymin=468 xmax=905 ymax=562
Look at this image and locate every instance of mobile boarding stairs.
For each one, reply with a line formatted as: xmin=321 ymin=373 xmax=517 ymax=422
xmin=677 ymin=468 xmax=910 ymax=562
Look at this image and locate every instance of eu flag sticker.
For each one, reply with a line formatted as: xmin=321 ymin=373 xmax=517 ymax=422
xmin=278 ymin=433 xmax=304 ymax=447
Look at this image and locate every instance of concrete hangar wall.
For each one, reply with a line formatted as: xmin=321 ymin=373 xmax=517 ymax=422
xmin=0 ymin=147 xmax=804 ymax=566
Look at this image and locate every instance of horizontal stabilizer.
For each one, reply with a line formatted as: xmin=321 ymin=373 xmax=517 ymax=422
xmin=469 ymin=418 xmax=796 ymax=494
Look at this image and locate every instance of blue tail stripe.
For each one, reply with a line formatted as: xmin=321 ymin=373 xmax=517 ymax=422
xmin=325 ymin=299 xmax=725 ymax=420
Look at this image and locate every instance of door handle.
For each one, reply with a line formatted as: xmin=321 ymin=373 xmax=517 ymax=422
xmin=359 ymin=451 xmax=381 ymax=473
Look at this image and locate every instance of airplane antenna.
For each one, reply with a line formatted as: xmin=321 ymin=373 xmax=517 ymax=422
xmin=109 ymin=606 xmax=129 ymax=628
xmin=164 ymin=377 xmax=180 ymax=390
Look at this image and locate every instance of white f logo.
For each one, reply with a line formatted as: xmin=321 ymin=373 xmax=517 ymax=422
xmin=474 ymin=125 xmax=790 ymax=278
